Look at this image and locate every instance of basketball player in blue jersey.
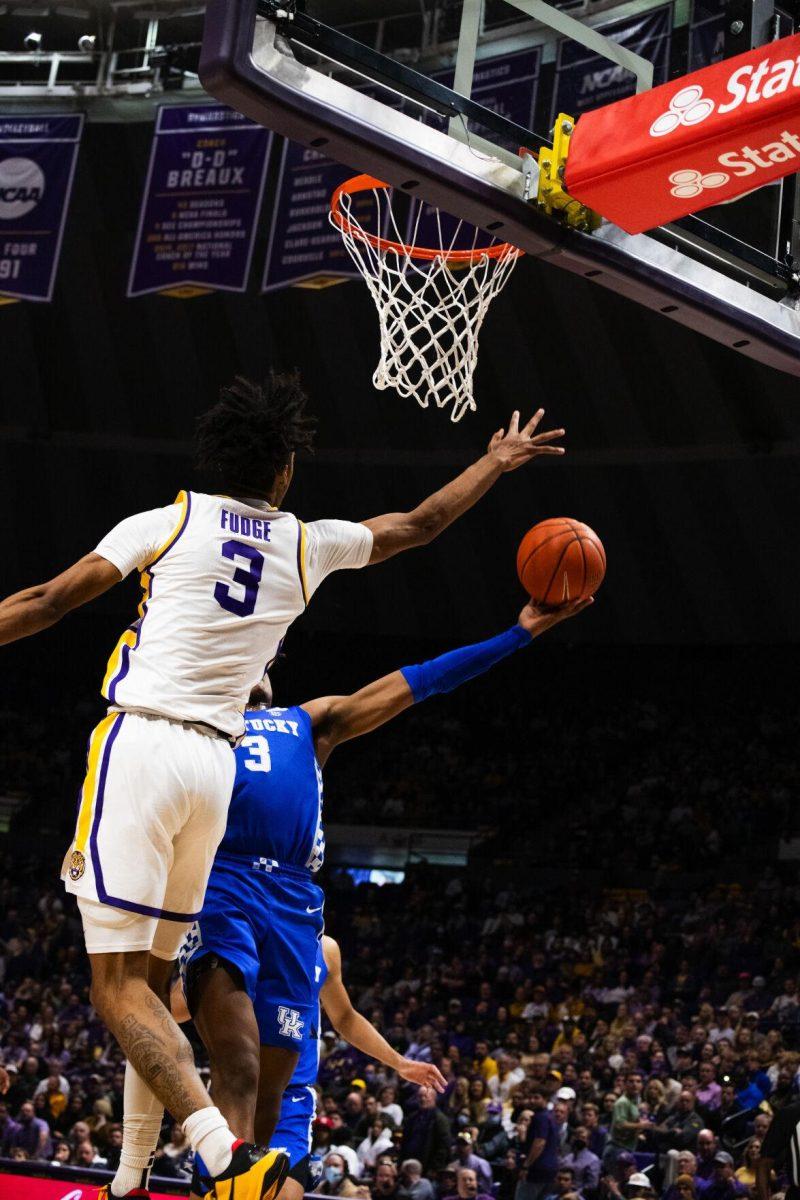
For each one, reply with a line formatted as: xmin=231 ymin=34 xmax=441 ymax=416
xmin=170 ymin=932 xmax=438 ymax=1200
xmin=0 ymin=372 xmax=565 ymax=1200
xmin=160 ymin=592 xmax=591 ymax=1200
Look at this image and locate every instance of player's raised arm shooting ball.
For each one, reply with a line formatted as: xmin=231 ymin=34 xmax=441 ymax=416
xmin=0 ymin=371 xmax=567 ymax=1200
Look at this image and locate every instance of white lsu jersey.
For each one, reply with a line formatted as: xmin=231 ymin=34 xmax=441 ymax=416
xmin=95 ymin=490 xmax=372 ymax=737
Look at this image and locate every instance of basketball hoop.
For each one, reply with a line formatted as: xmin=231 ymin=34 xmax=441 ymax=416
xmin=330 ymin=175 xmax=522 ymax=422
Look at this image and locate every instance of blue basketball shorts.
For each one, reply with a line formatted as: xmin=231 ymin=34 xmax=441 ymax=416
xmin=179 ymin=853 xmax=324 ymax=1050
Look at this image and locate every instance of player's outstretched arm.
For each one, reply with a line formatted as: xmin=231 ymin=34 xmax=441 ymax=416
xmin=362 ymin=409 xmax=565 ymax=563
xmin=320 ymin=936 xmax=446 ymax=1093
xmin=0 ymin=554 xmax=121 ymax=647
xmin=304 ymin=597 xmax=590 ymax=764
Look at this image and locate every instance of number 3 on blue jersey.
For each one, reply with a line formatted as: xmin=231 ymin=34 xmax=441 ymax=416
xmin=214 ymin=539 xmax=264 ymax=618
xmin=242 ymin=735 xmax=271 ymax=773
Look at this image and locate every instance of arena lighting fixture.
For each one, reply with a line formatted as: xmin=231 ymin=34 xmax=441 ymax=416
xmin=23 ymin=30 xmax=43 ymax=50
xmin=77 ymin=33 xmax=96 ymax=50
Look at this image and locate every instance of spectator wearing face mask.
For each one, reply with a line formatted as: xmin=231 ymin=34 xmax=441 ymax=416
xmin=316 ymin=1151 xmax=370 ymax=1198
xmin=562 ymin=1126 xmax=601 ymax=1194
xmin=478 ymin=1103 xmax=509 ymax=1167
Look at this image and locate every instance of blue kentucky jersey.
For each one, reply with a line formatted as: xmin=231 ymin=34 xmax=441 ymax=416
xmin=220 ymin=706 xmax=325 ymax=871
xmin=293 ymin=936 xmax=329 ymax=1086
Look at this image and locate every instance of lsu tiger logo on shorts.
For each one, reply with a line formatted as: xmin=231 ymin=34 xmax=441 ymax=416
xmin=68 ymin=850 xmax=86 ymax=881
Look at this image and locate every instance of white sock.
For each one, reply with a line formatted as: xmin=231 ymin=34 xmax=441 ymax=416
xmin=182 ymin=1106 xmax=236 ymax=1178
xmin=111 ymin=1062 xmax=164 ymax=1197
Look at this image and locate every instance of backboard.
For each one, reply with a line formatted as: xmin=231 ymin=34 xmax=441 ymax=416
xmin=199 ymin=0 xmax=800 ymax=376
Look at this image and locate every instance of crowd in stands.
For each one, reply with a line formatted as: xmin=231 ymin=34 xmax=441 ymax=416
xmin=4 ymin=651 xmax=799 ymax=871
xmin=1 ymin=844 xmax=800 ymax=1198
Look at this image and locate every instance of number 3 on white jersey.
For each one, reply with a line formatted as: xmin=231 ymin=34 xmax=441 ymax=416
xmin=242 ymin=735 xmax=272 ymax=773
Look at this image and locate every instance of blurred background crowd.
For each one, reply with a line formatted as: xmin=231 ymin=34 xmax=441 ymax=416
xmin=1 ymin=833 xmax=800 ymax=1199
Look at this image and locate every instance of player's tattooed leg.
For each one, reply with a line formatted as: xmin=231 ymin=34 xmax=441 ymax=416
xmin=90 ymin=950 xmax=210 ymax=1124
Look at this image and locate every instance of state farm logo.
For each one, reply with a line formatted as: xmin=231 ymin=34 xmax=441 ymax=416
xmin=651 ymin=52 xmax=800 ymax=141
xmin=0 ymin=155 xmax=45 ymax=218
xmin=669 ymin=168 xmax=730 ymax=199
xmin=650 ymin=85 xmax=716 ymax=137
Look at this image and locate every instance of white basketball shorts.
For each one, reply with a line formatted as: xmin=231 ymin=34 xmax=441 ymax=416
xmin=62 ymin=710 xmax=235 ymax=955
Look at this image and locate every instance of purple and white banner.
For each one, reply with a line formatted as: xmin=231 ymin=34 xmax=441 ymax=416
xmin=550 ymin=5 xmax=672 ymax=123
xmin=128 ymin=104 xmax=271 ymax=298
xmin=408 ymin=47 xmax=541 ymax=252
xmin=261 ymin=142 xmax=361 ymax=292
xmin=0 ymin=113 xmax=83 ymax=303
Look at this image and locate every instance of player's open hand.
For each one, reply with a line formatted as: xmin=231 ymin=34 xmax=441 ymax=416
xmin=487 ymin=409 xmax=565 ymax=471
xmin=397 ymin=1059 xmax=447 ymax=1093
xmin=518 ymin=596 xmax=593 ymax=636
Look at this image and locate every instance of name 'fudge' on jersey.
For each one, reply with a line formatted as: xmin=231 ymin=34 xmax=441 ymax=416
xmin=94 ymin=491 xmax=372 ymax=737
xmin=221 ymin=705 xmax=325 ymax=872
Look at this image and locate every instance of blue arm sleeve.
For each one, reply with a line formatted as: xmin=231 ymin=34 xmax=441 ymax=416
xmin=400 ymin=624 xmax=532 ymax=703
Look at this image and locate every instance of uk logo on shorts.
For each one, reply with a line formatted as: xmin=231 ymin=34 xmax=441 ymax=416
xmin=278 ymin=1006 xmax=305 ymax=1040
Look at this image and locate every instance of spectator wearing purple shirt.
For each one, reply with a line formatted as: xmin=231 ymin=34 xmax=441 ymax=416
xmin=0 ymin=1103 xmax=21 ymax=1156
xmin=441 ymin=1167 xmax=493 ymax=1200
xmin=561 ymin=1127 xmax=601 ymax=1194
xmin=701 ymin=1154 xmax=750 ymax=1200
xmin=8 ymin=1100 xmax=51 ymax=1160
xmin=452 ymin=1131 xmax=493 ymax=1192
xmin=697 ymin=1068 xmax=722 ymax=1115
xmin=695 ymin=1134 xmax=720 ymax=1182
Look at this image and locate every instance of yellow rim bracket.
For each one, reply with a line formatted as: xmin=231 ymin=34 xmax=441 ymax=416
xmin=536 ymin=114 xmax=601 ymax=233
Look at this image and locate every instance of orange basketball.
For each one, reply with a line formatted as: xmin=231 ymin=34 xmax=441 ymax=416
xmin=517 ymin=518 xmax=606 ymax=606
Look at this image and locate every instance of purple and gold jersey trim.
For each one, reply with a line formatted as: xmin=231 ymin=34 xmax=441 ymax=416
xmin=101 ymin=490 xmax=192 ymax=704
xmin=296 ymin=519 xmax=309 ymax=607
xmin=75 ymin=711 xmax=203 ymax=922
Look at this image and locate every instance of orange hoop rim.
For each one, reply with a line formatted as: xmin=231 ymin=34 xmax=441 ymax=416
xmin=330 ymin=174 xmax=523 ymax=263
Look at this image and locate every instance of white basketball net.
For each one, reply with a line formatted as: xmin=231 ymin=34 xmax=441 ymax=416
xmin=331 ymin=181 xmax=521 ymax=422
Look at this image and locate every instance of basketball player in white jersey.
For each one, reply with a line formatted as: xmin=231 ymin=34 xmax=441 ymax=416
xmin=0 ymin=372 xmax=565 ymax=1200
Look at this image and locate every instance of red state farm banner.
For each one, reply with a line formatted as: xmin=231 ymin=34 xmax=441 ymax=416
xmin=565 ymin=31 xmax=800 ymax=233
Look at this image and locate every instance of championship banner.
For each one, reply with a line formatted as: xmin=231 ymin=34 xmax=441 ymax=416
xmin=551 ymin=5 xmax=672 ymax=123
xmin=0 ymin=113 xmax=83 ymax=304
xmin=408 ymin=47 xmax=542 ymax=250
xmin=261 ymin=141 xmax=362 ymax=291
xmin=565 ymin=30 xmax=800 ymax=233
xmin=128 ymin=105 xmax=271 ymax=298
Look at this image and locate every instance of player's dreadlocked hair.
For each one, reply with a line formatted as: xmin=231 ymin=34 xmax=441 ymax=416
xmin=195 ymin=371 xmax=316 ymax=492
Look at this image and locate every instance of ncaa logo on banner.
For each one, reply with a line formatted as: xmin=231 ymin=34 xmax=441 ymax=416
xmin=0 ymin=156 xmax=45 ymax=218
